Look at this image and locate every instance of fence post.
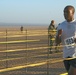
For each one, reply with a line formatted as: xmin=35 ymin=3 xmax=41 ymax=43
xmin=25 ymin=29 xmax=28 ymax=73
xmin=47 ymin=30 xmax=50 ymax=75
xmin=6 ymin=29 xmax=8 ymax=68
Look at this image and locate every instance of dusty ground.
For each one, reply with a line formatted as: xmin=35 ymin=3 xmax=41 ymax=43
xmin=0 ymin=25 xmax=66 ymax=75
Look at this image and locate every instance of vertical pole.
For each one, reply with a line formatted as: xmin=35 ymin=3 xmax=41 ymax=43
xmin=25 ymin=29 xmax=27 ymax=72
xmin=6 ymin=29 xmax=8 ymax=68
xmin=47 ymin=30 xmax=49 ymax=75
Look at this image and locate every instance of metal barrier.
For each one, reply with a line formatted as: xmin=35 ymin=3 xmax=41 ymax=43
xmin=0 ymin=29 xmax=66 ymax=75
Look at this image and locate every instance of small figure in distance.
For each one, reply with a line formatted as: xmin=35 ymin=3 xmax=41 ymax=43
xmin=20 ymin=26 xmax=23 ymax=33
xmin=48 ymin=20 xmax=56 ymax=53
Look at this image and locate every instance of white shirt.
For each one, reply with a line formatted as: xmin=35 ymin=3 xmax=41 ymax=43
xmin=57 ymin=19 xmax=76 ymax=58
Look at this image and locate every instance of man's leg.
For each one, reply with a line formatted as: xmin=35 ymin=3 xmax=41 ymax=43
xmin=68 ymin=58 xmax=76 ymax=75
xmin=63 ymin=60 xmax=70 ymax=72
xmin=68 ymin=66 xmax=76 ymax=75
xmin=49 ymin=40 xmax=53 ymax=53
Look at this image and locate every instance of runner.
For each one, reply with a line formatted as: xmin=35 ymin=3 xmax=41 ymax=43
xmin=55 ymin=5 xmax=76 ymax=75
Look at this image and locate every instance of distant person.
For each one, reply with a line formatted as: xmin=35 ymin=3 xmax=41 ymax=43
xmin=20 ymin=26 xmax=23 ymax=32
xmin=48 ymin=20 xmax=56 ymax=53
xmin=55 ymin=5 xmax=76 ymax=75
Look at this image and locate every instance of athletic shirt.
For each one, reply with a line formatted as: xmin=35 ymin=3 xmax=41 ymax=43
xmin=57 ymin=19 xmax=76 ymax=58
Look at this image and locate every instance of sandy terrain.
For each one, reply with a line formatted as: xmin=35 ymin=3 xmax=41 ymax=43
xmin=0 ymin=25 xmax=65 ymax=75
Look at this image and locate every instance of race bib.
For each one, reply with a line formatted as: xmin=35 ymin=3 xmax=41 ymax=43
xmin=64 ymin=37 xmax=75 ymax=49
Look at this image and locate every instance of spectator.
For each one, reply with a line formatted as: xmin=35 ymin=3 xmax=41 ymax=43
xmin=48 ymin=20 xmax=56 ymax=53
xmin=20 ymin=26 xmax=23 ymax=32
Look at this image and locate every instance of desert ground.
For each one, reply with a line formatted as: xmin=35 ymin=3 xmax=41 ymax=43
xmin=0 ymin=25 xmax=66 ymax=75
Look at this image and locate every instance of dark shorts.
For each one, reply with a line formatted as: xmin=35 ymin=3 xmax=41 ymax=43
xmin=63 ymin=57 xmax=76 ymax=72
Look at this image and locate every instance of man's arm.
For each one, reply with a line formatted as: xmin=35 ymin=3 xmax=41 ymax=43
xmin=74 ymin=38 xmax=76 ymax=43
xmin=55 ymin=29 xmax=62 ymax=45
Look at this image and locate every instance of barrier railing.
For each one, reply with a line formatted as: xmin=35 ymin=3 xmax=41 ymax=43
xmin=0 ymin=29 xmax=66 ymax=75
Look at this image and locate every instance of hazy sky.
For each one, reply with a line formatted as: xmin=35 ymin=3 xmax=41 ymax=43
xmin=0 ymin=0 xmax=76 ymax=25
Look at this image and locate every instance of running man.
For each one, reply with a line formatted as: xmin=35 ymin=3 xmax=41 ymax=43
xmin=55 ymin=5 xmax=76 ymax=75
